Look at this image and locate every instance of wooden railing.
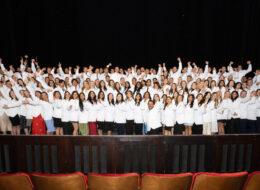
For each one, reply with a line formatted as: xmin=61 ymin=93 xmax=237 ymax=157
xmin=0 ymin=134 xmax=259 ymax=174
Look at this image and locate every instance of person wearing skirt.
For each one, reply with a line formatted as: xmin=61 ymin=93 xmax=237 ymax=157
xmin=103 ymin=93 xmax=115 ymax=136
xmin=0 ymin=95 xmax=12 ymax=134
xmin=86 ymin=91 xmax=100 ymax=135
xmin=69 ymin=91 xmax=80 ymax=136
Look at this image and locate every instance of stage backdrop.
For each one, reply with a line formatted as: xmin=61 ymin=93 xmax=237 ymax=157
xmin=0 ymin=0 xmax=259 ymax=69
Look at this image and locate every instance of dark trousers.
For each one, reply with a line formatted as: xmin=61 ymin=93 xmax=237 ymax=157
xmin=116 ymin=123 xmax=126 ymax=135
xmin=256 ymin=117 xmax=260 ymax=133
xmin=126 ymin=120 xmax=134 ymax=135
xmin=240 ymin=119 xmax=248 ymax=134
xmin=134 ymin=123 xmax=143 ymax=135
xmin=62 ymin=122 xmax=73 ymax=135
xmin=248 ymin=120 xmax=256 ymax=133
xmin=225 ymin=120 xmax=231 ymax=134
xmin=229 ymin=118 xmax=240 ymax=134
xmin=192 ymin=124 xmax=203 ymax=134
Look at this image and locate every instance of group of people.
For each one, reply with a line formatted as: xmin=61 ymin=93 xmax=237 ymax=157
xmin=0 ymin=56 xmax=259 ymax=136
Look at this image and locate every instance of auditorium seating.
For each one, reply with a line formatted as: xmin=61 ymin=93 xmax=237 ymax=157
xmin=0 ymin=173 xmax=33 ymax=190
xmin=1 ymin=171 xmax=260 ymax=190
xmin=87 ymin=173 xmax=139 ymax=190
xmin=191 ymin=172 xmax=248 ymax=190
xmin=141 ymin=173 xmax=192 ymax=190
xmin=30 ymin=172 xmax=87 ymax=190
xmin=243 ymin=171 xmax=260 ymax=190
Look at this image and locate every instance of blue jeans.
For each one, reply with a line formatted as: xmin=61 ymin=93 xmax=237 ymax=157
xmin=142 ymin=124 xmax=147 ymax=134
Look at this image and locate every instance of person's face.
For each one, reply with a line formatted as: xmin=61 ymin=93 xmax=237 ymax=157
xmin=177 ymin=96 xmax=183 ymax=103
xmin=126 ymin=92 xmax=132 ymax=98
xmin=108 ymin=94 xmax=114 ymax=101
xmin=154 ymin=95 xmax=159 ymax=102
xmin=99 ymin=92 xmax=104 ymax=99
xmin=144 ymin=92 xmax=149 ymax=99
xmin=172 ymin=67 xmax=177 ymax=73
xmin=136 ymin=94 xmax=140 ymax=101
xmin=42 ymin=93 xmax=48 ymax=101
xmin=35 ymin=92 xmax=41 ymax=98
xmin=247 ymin=80 xmax=253 ymax=86
xmin=240 ymin=91 xmax=247 ymax=98
xmin=166 ymin=97 xmax=172 ymax=104
xmin=146 ymin=80 xmax=151 ymax=87
xmin=224 ymin=92 xmax=230 ymax=99
xmin=73 ymin=93 xmax=78 ymax=99
xmin=257 ymin=90 xmax=260 ymax=97
xmin=212 ymin=93 xmax=217 ymax=100
xmin=206 ymin=93 xmax=211 ymax=99
xmin=55 ymin=92 xmax=61 ymax=99
xmin=238 ymin=65 xmax=242 ymax=71
xmin=197 ymin=94 xmax=203 ymax=101
xmin=188 ymin=95 xmax=193 ymax=102
xmin=116 ymin=94 xmax=122 ymax=102
xmin=232 ymin=93 xmax=237 ymax=99
xmin=90 ymin=92 xmax=95 ymax=99
xmin=236 ymin=83 xmax=241 ymax=89
xmin=148 ymin=101 xmax=154 ymax=110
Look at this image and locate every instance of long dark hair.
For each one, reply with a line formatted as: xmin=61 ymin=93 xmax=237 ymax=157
xmin=116 ymin=93 xmax=124 ymax=104
xmin=79 ymin=92 xmax=85 ymax=112
xmin=87 ymin=90 xmax=96 ymax=104
xmin=98 ymin=90 xmax=105 ymax=101
xmin=203 ymin=92 xmax=211 ymax=104
xmin=135 ymin=93 xmax=142 ymax=106
xmin=187 ymin=94 xmax=195 ymax=108
xmin=134 ymin=82 xmax=142 ymax=94
xmin=231 ymin=91 xmax=239 ymax=102
xmin=107 ymin=93 xmax=115 ymax=105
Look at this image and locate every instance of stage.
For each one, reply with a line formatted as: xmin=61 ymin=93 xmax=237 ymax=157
xmin=0 ymin=134 xmax=259 ymax=174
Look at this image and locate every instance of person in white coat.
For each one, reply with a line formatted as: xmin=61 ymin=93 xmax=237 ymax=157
xmin=68 ymin=91 xmax=80 ymax=135
xmin=125 ymin=90 xmax=135 ymax=135
xmin=133 ymin=93 xmax=144 ymax=135
xmin=3 ymin=90 xmax=22 ymax=135
xmin=146 ymin=100 xmax=162 ymax=135
xmin=103 ymin=93 xmax=115 ymax=135
xmin=97 ymin=91 xmax=105 ymax=135
xmin=61 ymin=91 xmax=73 ymax=135
xmin=256 ymin=89 xmax=260 ymax=133
xmin=175 ymin=94 xmax=185 ymax=135
xmin=141 ymin=91 xmax=151 ymax=134
xmin=216 ymin=91 xmax=231 ymax=134
xmin=162 ymin=96 xmax=176 ymax=135
xmin=86 ymin=91 xmax=100 ymax=135
xmin=202 ymin=92 xmax=214 ymax=135
xmin=114 ymin=93 xmax=127 ymax=135
xmin=52 ymin=91 xmax=63 ymax=135
xmin=210 ymin=92 xmax=218 ymax=134
xmin=193 ymin=94 xmax=205 ymax=134
xmin=78 ymin=92 xmax=89 ymax=135
xmin=184 ymin=94 xmax=195 ymax=135
xmin=247 ymin=91 xmax=257 ymax=133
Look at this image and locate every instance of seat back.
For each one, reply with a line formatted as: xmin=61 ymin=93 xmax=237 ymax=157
xmin=30 ymin=172 xmax=87 ymax=190
xmin=244 ymin=171 xmax=260 ymax=190
xmin=87 ymin=173 xmax=139 ymax=190
xmin=141 ymin=173 xmax=193 ymax=190
xmin=191 ymin=172 xmax=248 ymax=190
xmin=0 ymin=173 xmax=33 ymax=190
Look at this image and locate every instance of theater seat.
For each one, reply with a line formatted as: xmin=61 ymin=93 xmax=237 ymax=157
xmin=0 ymin=173 xmax=33 ymax=190
xmin=87 ymin=173 xmax=139 ymax=190
xmin=191 ymin=172 xmax=248 ymax=190
xmin=244 ymin=171 xmax=260 ymax=190
xmin=30 ymin=172 xmax=87 ymax=190
xmin=141 ymin=173 xmax=193 ymax=190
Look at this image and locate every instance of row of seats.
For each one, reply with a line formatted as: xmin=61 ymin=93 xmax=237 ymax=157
xmin=0 ymin=171 xmax=259 ymax=190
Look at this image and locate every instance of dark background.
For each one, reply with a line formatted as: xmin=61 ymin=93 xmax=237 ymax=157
xmin=0 ymin=0 xmax=259 ymax=69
